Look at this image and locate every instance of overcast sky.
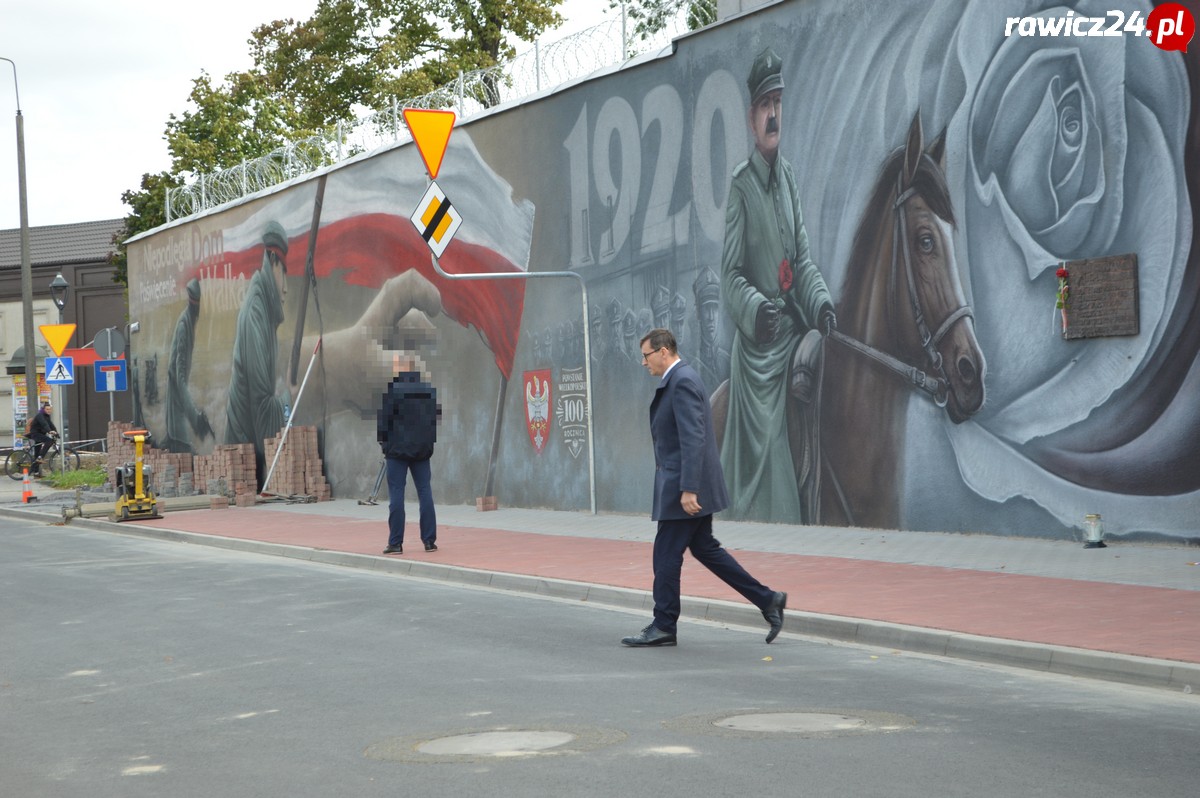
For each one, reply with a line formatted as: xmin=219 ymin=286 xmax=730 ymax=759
xmin=0 ymin=0 xmax=612 ymax=230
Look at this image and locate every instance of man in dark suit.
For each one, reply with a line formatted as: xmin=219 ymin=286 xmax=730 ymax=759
xmin=622 ymin=328 xmax=787 ymax=647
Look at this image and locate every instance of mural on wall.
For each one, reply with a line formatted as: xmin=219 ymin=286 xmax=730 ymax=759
xmin=163 ymin=277 xmax=211 ymax=454
xmin=819 ymin=113 xmax=986 ymax=530
xmin=128 ymin=0 xmax=1198 ymax=539
xmin=129 ymin=134 xmax=533 ymax=494
xmin=523 ymin=369 xmax=552 ymax=454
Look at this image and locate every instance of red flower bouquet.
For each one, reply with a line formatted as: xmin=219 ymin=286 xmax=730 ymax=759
xmin=1055 ymin=267 xmax=1069 ymax=334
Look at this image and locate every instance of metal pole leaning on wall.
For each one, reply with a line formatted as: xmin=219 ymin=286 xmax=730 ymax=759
xmin=429 ymin=253 xmax=598 ymax=515
xmin=261 ymin=338 xmax=322 ymax=497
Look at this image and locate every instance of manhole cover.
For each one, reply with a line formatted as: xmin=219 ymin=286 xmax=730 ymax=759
xmin=417 ymin=731 xmax=575 ymax=756
xmin=716 ymin=713 xmax=867 ymax=733
xmin=665 ymin=708 xmax=914 ymax=739
xmin=365 ymin=726 xmax=627 ymax=763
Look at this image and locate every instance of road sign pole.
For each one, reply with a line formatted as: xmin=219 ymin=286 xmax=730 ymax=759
xmin=401 ymin=107 xmax=597 ymax=513
xmin=59 ymin=379 xmax=65 ymax=476
xmin=39 ymin=323 xmax=76 ymax=476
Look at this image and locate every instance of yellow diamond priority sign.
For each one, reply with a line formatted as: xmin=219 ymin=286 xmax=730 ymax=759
xmin=410 ymin=181 xmax=463 ymax=259
xmin=39 ymin=323 xmax=76 ymax=357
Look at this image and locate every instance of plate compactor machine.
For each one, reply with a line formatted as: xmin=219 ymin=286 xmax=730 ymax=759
xmin=113 ymin=429 xmax=161 ymax=521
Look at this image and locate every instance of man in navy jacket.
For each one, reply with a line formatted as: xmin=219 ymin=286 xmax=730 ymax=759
xmin=377 ymin=355 xmax=440 ymax=555
xmin=622 ymin=328 xmax=786 ymax=647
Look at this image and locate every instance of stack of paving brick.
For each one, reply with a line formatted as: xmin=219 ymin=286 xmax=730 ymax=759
xmin=106 ymin=421 xmax=140 ymax=472
xmin=106 ymin=421 xmax=162 ymax=487
xmin=105 ymin=421 xmax=331 ymax=504
xmin=144 ymin=450 xmax=195 ymax=497
xmin=106 ymin=422 xmax=196 ymax=497
xmin=193 ymin=444 xmax=258 ymax=501
xmin=262 ymin=425 xmax=331 ymax=501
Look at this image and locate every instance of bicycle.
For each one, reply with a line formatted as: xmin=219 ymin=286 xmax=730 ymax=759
xmin=5 ymin=434 xmax=81 ymax=480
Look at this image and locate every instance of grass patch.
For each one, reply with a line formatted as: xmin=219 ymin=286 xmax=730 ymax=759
xmin=43 ymin=465 xmax=107 ymax=490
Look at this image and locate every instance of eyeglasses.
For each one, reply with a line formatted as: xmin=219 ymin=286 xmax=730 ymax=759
xmin=640 ymin=347 xmax=663 ymax=362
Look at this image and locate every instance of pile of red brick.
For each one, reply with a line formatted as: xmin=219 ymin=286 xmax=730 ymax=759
xmin=106 ymin=423 xmax=186 ymax=489
xmin=106 ymin=421 xmax=331 ymax=503
xmin=194 ymin=444 xmax=258 ymax=503
xmin=263 ymin=425 xmax=331 ymax=501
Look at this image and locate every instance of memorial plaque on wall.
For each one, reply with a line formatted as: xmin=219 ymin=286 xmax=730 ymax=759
xmin=1063 ymin=253 xmax=1139 ymax=340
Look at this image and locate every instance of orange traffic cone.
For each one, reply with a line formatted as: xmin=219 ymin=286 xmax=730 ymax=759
xmin=21 ymin=467 xmax=36 ymax=503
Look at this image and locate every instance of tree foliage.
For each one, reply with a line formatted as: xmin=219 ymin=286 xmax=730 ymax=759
xmin=109 ymin=171 xmax=181 ymax=286
xmin=114 ymin=0 xmax=565 ymax=285
xmin=608 ymin=0 xmax=715 ymax=41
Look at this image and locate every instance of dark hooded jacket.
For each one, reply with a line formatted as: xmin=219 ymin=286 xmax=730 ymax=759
xmin=377 ymin=372 xmax=438 ymax=461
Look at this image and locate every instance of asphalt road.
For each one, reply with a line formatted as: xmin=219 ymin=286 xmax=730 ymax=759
xmin=2 ymin=520 xmax=1197 ymax=798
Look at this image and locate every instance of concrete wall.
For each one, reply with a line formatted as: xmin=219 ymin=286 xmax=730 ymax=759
xmin=126 ymin=0 xmax=1199 ymax=540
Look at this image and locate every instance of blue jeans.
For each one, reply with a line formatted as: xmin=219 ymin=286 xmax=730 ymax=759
xmin=386 ymin=457 xmax=436 ymax=548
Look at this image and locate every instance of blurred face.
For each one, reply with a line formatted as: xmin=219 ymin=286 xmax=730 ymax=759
xmin=749 ymin=89 xmax=783 ymax=162
xmin=393 ymin=352 xmax=419 ymax=375
xmin=43 ymin=405 xmax=52 ymax=416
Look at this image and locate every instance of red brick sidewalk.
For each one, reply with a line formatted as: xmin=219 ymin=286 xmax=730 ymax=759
xmin=137 ymin=507 xmax=1200 ymax=665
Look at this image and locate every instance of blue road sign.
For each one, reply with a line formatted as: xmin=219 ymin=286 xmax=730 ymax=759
xmin=94 ymin=359 xmax=128 ymax=392
xmin=45 ymin=356 xmax=74 ymax=385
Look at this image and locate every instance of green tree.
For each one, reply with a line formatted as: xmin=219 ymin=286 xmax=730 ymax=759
xmin=165 ymin=70 xmax=304 ymax=175
xmin=109 ymin=171 xmax=180 ymax=286
xmin=608 ymin=0 xmax=715 ymax=41
xmin=114 ymin=0 xmax=566 ymax=285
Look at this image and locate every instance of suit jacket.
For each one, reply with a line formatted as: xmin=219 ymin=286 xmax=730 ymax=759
xmin=649 ymin=360 xmax=730 ymax=521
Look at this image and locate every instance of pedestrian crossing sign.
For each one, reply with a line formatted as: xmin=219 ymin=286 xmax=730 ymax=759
xmin=45 ymin=356 xmax=74 ymax=385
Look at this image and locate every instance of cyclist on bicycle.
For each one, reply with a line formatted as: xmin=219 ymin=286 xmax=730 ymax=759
xmin=28 ymin=402 xmax=57 ymax=477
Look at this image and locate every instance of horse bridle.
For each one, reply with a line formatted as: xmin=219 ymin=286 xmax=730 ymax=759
xmin=828 ymin=173 xmax=973 ymax=408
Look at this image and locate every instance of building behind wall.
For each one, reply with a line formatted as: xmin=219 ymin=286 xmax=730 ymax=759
xmin=0 ymin=219 xmax=128 ymax=445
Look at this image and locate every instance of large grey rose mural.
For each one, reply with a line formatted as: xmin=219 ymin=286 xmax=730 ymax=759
xmin=973 ymin=50 xmax=1115 ymax=263
xmin=941 ymin=0 xmax=1193 ymax=534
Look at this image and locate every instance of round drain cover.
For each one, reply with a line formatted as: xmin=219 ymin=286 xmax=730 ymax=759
xmin=365 ymin=726 xmax=626 ymax=763
xmin=417 ymin=731 xmax=575 ymax=757
xmin=716 ymin=713 xmax=866 ymax=733
xmin=664 ymin=708 xmax=914 ymax=739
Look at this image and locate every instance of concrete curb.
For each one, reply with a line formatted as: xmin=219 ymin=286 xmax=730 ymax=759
xmin=2 ymin=504 xmax=67 ymax=524
xmin=7 ymin=506 xmax=1199 ymax=693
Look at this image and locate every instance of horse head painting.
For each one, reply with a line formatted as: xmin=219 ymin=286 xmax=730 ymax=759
xmin=712 ymin=112 xmax=987 ymax=528
xmin=820 ymin=112 xmax=987 ymax=528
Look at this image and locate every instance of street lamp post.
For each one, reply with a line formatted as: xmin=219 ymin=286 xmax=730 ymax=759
xmin=50 ymin=273 xmax=68 ymax=474
xmin=1 ymin=57 xmax=38 ymax=435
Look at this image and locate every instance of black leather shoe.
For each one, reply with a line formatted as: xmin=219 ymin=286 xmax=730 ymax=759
xmin=621 ymin=624 xmax=677 ymax=647
xmin=424 ymin=542 xmax=438 ymax=552
xmin=382 ymin=545 xmax=403 ymax=555
xmin=762 ymin=591 xmax=787 ymax=643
